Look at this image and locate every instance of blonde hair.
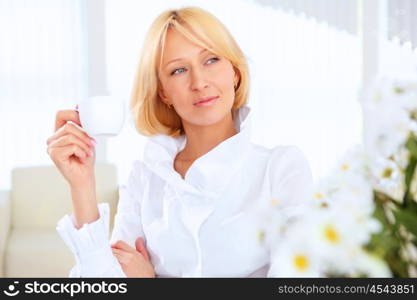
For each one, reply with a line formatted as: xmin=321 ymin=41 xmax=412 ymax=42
xmin=130 ymin=6 xmax=249 ymax=137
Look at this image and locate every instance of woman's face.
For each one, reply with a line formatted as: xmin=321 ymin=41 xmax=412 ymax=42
xmin=158 ymin=28 xmax=239 ymax=127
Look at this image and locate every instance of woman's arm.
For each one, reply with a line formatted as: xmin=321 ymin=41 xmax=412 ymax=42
xmin=56 ymin=161 xmax=150 ymax=277
xmin=70 ymin=180 xmax=99 ymax=230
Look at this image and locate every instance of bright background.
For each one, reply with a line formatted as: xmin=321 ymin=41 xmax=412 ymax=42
xmin=1 ymin=0 xmax=417 ymax=189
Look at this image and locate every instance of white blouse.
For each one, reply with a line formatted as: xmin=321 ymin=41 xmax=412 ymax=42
xmin=56 ymin=105 xmax=314 ymax=277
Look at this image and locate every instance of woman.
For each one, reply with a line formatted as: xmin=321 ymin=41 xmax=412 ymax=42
xmin=47 ymin=7 xmax=313 ymax=277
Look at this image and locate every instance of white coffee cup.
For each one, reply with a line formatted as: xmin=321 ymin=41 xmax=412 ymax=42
xmin=77 ymin=96 xmax=125 ymax=138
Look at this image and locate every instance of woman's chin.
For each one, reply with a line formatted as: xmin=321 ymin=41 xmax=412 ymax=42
xmin=188 ymin=113 xmax=232 ymax=128
xmin=178 ymin=101 xmax=234 ymax=127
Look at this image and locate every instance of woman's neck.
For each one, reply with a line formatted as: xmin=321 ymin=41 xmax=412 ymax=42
xmin=178 ymin=112 xmax=237 ymax=161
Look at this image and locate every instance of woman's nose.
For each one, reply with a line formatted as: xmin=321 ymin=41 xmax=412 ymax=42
xmin=190 ymin=69 xmax=209 ymax=91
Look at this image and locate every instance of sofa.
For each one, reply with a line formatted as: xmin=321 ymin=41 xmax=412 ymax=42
xmin=0 ymin=163 xmax=119 ymax=277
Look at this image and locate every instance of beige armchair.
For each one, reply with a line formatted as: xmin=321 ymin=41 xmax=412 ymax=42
xmin=0 ymin=163 xmax=119 ymax=277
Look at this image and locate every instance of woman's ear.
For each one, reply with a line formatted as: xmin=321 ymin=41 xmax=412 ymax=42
xmin=158 ymin=86 xmax=169 ymax=104
xmin=233 ymin=67 xmax=241 ymax=88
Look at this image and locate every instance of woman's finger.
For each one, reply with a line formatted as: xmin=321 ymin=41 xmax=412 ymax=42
xmin=135 ymin=238 xmax=150 ymax=262
xmin=112 ymin=252 xmax=128 ymax=265
xmin=111 ymin=248 xmax=125 ymax=256
xmin=47 ymin=121 xmax=95 ymax=148
xmin=49 ymin=134 xmax=94 ymax=156
xmin=112 ymin=248 xmax=133 ymax=265
xmin=48 ymin=144 xmax=88 ymax=162
xmin=54 ymin=110 xmax=82 ymax=132
xmin=111 ymin=240 xmax=135 ymax=253
xmin=49 ymin=134 xmax=93 ymax=157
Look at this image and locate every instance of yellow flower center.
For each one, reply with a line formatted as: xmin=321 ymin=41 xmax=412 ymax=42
xmin=382 ymin=168 xmax=393 ymax=178
xmin=314 ymin=192 xmax=323 ymax=200
xmin=394 ymin=86 xmax=405 ymax=94
xmin=270 ymin=198 xmax=278 ymax=206
xmin=341 ymin=163 xmax=349 ymax=171
xmin=320 ymin=202 xmax=328 ymax=208
xmin=411 ymin=110 xmax=417 ymax=121
xmin=293 ymin=254 xmax=309 ymax=271
xmin=257 ymin=231 xmax=265 ymax=244
xmin=324 ymin=225 xmax=340 ymax=244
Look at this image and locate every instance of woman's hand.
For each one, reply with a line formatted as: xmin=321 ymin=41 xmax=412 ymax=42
xmin=46 ymin=107 xmax=97 ymax=188
xmin=111 ymin=238 xmax=155 ymax=278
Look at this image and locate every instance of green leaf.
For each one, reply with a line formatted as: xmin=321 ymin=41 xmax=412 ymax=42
xmin=366 ymin=230 xmax=397 ymax=255
xmin=406 ymin=135 xmax=417 ymax=158
xmin=366 ymin=204 xmax=399 ymax=255
xmin=404 ymin=157 xmax=416 ymax=189
xmin=403 ymin=136 xmax=417 ymax=206
xmin=393 ymin=208 xmax=417 ymax=237
xmin=404 ymin=192 xmax=417 ymax=212
xmin=386 ymin=250 xmax=409 ymax=277
xmin=374 ymin=190 xmax=392 ymax=205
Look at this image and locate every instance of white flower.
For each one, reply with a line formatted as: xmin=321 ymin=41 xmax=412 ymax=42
xmin=254 ymin=208 xmax=284 ymax=250
xmin=268 ymin=248 xmax=321 ymax=277
xmin=268 ymin=223 xmax=322 ymax=277
xmin=324 ymin=172 xmax=375 ymax=217
xmin=391 ymin=146 xmax=410 ymax=170
xmin=313 ymin=146 xmax=374 ymax=214
xmin=331 ymin=145 xmax=371 ymax=178
xmin=352 ymin=248 xmax=392 ymax=277
xmin=363 ymin=105 xmax=413 ymax=159
xmin=369 ymin=156 xmax=405 ymax=203
xmin=362 ymin=75 xmax=417 ymax=112
xmin=316 ymin=208 xmax=377 ymax=248
xmin=315 ymin=218 xmax=356 ymax=274
xmin=269 ymin=204 xmax=383 ymax=277
xmin=385 ymin=79 xmax=417 ymax=112
xmin=254 ymin=196 xmax=303 ymax=252
xmin=361 ymin=75 xmax=417 ymax=159
xmin=312 ymin=179 xmax=336 ymax=209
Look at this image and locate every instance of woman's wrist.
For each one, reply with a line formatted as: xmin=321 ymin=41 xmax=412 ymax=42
xmin=70 ymin=180 xmax=99 ymax=229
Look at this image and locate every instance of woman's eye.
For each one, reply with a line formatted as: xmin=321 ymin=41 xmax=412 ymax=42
xmin=170 ymin=58 xmax=219 ymax=76
xmin=171 ymin=67 xmax=186 ymax=76
xmin=206 ymin=57 xmax=219 ymax=64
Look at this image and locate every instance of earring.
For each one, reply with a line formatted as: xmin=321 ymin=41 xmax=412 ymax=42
xmin=167 ymin=103 xmax=173 ymax=109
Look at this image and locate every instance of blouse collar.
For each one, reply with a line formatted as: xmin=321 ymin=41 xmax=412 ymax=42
xmin=143 ymin=105 xmax=253 ymax=199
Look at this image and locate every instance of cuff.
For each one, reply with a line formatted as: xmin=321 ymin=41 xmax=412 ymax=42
xmin=56 ymin=203 xmax=124 ymax=276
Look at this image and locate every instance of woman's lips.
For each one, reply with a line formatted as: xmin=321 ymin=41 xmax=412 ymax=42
xmin=194 ymin=96 xmax=219 ymax=107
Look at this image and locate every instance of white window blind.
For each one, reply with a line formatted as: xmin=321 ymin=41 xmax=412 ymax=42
xmin=0 ymin=0 xmax=87 ymax=189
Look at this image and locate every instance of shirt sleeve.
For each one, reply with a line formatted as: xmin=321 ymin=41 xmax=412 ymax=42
xmin=265 ymin=146 xmax=314 ymax=278
xmin=56 ymin=160 xmax=146 ymax=277
xmin=268 ymin=145 xmax=314 ymax=220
